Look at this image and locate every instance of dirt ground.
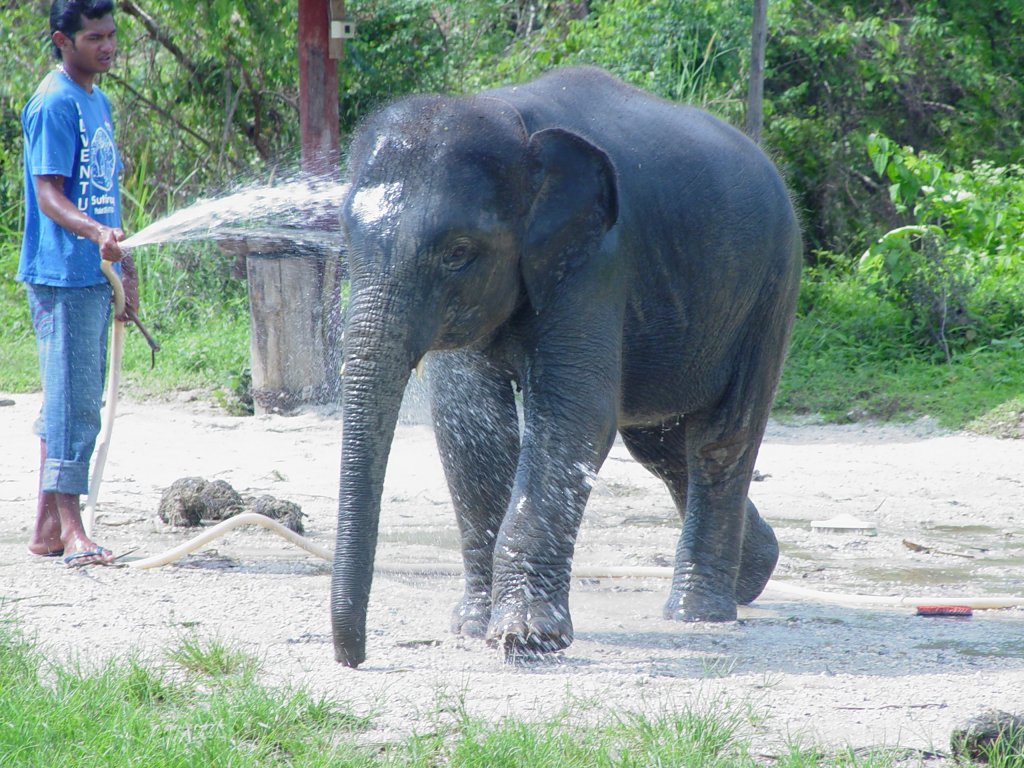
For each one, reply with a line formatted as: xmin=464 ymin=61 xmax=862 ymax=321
xmin=2 ymin=384 xmax=1023 ymax=763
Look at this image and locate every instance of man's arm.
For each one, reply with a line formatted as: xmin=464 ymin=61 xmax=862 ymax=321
xmin=34 ymin=174 xmax=124 ymax=262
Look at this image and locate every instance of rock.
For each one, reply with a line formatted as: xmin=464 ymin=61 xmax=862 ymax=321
xmin=157 ymin=477 xmax=207 ymax=526
xmin=199 ymin=479 xmax=245 ymax=521
xmin=951 ymin=710 xmax=1024 ymax=763
xmin=249 ymin=494 xmax=305 ymax=534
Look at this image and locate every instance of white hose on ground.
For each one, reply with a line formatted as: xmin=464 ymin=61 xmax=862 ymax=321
xmin=123 ymin=513 xmax=1024 ymax=610
xmin=758 ymin=580 xmax=1024 ymax=610
xmin=83 ymin=260 xmax=126 ymax=538
xmin=130 ymin=513 xmax=332 ymax=568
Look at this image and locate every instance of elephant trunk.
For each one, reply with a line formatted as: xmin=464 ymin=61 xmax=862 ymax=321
xmin=331 ymin=293 xmax=423 ymax=667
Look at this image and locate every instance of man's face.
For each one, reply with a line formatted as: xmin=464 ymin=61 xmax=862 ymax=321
xmin=58 ymin=13 xmax=117 ymax=74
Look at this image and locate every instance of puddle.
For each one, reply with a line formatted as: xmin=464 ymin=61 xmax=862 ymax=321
xmin=859 ymin=564 xmax=978 ymax=587
xmin=766 ymin=510 xmax=1024 ymax=599
xmin=592 ymin=480 xmax=647 ymax=498
xmin=923 ymin=523 xmax=1005 ymax=536
xmin=168 ymin=551 xmax=330 ymax=576
xmin=916 ymin=639 xmax=1024 ymax=660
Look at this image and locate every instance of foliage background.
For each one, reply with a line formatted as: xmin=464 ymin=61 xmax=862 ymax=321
xmin=1 ymin=0 xmax=1022 ymax=429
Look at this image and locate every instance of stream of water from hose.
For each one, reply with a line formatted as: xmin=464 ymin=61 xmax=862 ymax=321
xmin=119 ymin=178 xmax=349 ymax=251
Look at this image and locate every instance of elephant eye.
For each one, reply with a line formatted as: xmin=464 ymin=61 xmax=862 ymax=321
xmin=442 ymin=239 xmax=478 ymax=271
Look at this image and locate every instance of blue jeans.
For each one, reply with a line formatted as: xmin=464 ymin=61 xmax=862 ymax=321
xmin=27 ymin=283 xmax=111 ymax=495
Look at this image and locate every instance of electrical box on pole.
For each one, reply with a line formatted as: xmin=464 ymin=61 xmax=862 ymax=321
xmin=329 ymin=0 xmax=356 ymax=59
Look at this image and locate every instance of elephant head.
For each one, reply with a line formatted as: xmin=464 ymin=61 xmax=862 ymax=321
xmin=331 ymin=95 xmax=618 ymax=666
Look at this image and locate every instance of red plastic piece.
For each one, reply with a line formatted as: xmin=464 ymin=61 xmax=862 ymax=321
xmin=916 ymin=605 xmax=973 ymax=617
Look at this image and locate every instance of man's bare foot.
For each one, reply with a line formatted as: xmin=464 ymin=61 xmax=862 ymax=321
xmin=40 ymin=492 xmax=118 ymax=566
xmin=60 ymin=526 xmax=116 ymax=567
xmin=28 ymin=540 xmax=65 ymax=557
xmin=29 ymin=490 xmax=64 ymax=556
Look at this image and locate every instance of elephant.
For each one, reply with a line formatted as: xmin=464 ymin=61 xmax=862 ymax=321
xmin=331 ymin=66 xmax=802 ymax=668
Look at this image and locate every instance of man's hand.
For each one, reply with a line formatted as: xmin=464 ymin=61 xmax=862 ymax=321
xmin=99 ymin=226 xmax=126 ymax=263
xmin=116 ymin=253 xmax=139 ymax=323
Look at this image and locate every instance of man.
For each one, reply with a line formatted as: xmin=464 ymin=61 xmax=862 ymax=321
xmin=19 ymin=0 xmax=138 ymax=567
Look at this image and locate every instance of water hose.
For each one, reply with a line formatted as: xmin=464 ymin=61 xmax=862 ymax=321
xmin=121 ymin=513 xmax=1024 ymax=611
xmin=758 ymin=580 xmax=1024 ymax=610
xmin=83 ymin=260 xmax=126 ymax=537
xmin=129 ymin=513 xmax=332 ymax=568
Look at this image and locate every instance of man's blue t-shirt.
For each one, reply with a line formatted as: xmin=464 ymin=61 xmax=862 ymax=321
xmin=18 ymin=69 xmax=123 ymax=287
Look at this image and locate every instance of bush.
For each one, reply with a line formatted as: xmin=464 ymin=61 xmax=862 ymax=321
xmin=858 ymin=134 xmax=1024 ymax=360
xmin=766 ymin=0 xmax=1024 ymax=256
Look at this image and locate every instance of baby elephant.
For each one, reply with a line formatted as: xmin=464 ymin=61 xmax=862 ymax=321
xmin=331 ymin=65 xmax=801 ymax=667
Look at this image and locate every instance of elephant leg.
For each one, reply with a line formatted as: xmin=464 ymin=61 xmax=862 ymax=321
xmin=662 ymin=331 xmax=785 ymax=621
xmin=485 ymin=336 xmax=620 ymax=657
xmin=486 ymin=434 xmax=608 ymax=656
xmin=428 ymin=351 xmax=519 ymax=638
xmin=735 ymin=497 xmax=778 ymax=605
xmin=659 ymin=419 xmax=753 ymax=622
xmin=621 ymin=420 xmax=778 ymax=611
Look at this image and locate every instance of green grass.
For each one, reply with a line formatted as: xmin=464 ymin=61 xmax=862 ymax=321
xmin=777 ymin=316 xmax=1024 ymax=431
xmin=400 ymin=706 xmax=749 ymax=768
xmin=13 ymin=615 xmax=1009 ymax=768
xmin=774 ymin=274 xmax=1024 ymax=433
xmin=0 ymin=619 xmax=372 ymax=768
xmin=166 ymin=633 xmax=262 ymax=678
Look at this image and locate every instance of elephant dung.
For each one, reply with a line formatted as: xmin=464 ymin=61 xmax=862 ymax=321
xmin=198 ymin=479 xmax=245 ymax=521
xmin=157 ymin=476 xmax=207 ymax=526
xmin=248 ymin=494 xmax=305 ymax=535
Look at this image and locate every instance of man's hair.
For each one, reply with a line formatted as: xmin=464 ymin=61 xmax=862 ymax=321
xmin=49 ymin=0 xmax=115 ymax=60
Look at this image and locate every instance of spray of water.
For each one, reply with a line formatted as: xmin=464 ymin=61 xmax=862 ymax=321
xmin=120 ymin=178 xmax=350 ymax=250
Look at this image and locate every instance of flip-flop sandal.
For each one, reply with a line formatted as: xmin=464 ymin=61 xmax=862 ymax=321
xmin=63 ymin=548 xmax=115 ymax=568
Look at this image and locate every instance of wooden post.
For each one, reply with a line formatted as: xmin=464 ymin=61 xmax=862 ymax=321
xmin=246 ymin=0 xmax=343 ymax=413
xmin=299 ymin=0 xmax=341 ymax=175
xmin=745 ymin=0 xmax=768 ymax=144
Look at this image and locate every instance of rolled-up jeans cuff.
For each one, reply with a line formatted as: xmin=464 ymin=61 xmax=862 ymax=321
xmin=42 ymin=458 xmax=91 ymax=495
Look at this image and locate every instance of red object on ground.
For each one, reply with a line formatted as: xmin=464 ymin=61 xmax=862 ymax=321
xmin=916 ymin=605 xmax=973 ymax=617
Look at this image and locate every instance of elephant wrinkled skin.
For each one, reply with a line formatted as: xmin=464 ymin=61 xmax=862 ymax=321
xmin=331 ymin=66 xmax=802 ymax=667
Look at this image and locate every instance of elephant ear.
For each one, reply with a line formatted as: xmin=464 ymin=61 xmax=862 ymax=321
xmin=522 ymin=128 xmax=619 ymax=314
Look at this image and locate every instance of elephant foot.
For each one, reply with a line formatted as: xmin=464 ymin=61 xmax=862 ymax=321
xmin=486 ymin=598 xmax=573 ymax=660
xmin=663 ymin=571 xmax=738 ymax=622
xmin=451 ymin=593 xmax=491 ymax=638
xmin=735 ymin=505 xmax=779 ymax=605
